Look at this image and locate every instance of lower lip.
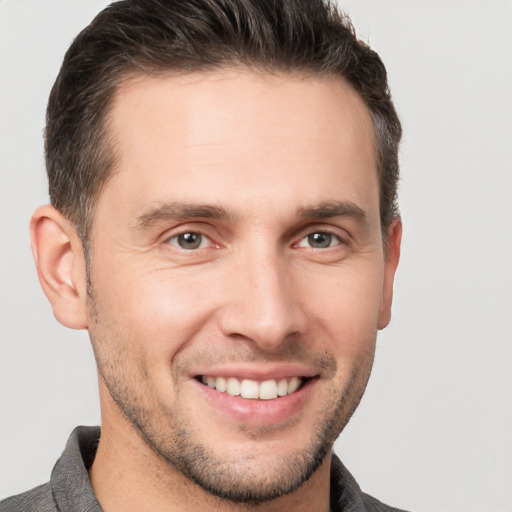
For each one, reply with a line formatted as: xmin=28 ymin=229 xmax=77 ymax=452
xmin=192 ymin=378 xmax=317 ymax=426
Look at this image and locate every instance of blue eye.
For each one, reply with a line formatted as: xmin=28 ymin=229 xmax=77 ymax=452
xmin=169 ymin=232 xmax=209 ymax=250
xmin=298 ymin=232 xmax=341 ymax=249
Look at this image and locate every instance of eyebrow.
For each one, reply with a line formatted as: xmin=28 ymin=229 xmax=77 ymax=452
xmin=297 ymin=200 xmax=368 ymax=224
xmin=134 ymin=199 xmax=368 ymax=230
xmin=134 ymin=201 xmax=236 ymax=229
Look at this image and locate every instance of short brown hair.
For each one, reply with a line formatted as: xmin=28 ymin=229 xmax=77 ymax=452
xmin=46 ymin=0 xmax=401 ymax=243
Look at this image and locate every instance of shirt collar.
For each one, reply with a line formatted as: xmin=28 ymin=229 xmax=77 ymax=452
xmin=50 ymin=426 xmax=102 ymax=512
xmin=50 ymin=426 xmax=369 ymax=512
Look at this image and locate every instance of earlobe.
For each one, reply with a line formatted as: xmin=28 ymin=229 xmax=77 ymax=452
xmin=30 ymin=205 xmax=89 ymax=330
xmin=378 ymin=217 xmax=402 ymax=330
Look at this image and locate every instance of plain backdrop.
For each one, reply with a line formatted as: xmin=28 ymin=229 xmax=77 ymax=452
xmin=1 ymin=1 xmax=511 ymax=511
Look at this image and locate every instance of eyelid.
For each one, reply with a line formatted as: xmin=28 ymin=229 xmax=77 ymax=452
xmin=161 ymin=223 xmax=221 ymax=250
xmin=167 ymin=232 xmax=212 ymax=250
xmin=292 ymin=224 xmax=350 ymax=248
xmin=296 ymin=231 xmax=342 ymax=249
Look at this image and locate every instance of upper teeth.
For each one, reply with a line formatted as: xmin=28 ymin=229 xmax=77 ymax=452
xmin=201 ymin=376 xmax=302 ymax=400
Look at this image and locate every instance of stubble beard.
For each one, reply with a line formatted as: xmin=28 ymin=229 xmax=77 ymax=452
xmin=87 ymin=287 xmax=375 ymax=506
xmin=101 ymin=370 xmax=369 ymax=506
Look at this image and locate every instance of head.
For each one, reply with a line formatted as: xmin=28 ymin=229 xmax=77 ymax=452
xmin=32 ymin=0 xmax=402 ymax=507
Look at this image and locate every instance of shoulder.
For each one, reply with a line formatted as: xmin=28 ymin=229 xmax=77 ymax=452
xmin=1 ymin=426 xmax=101 ymax=512
xmin=0 ymin=483 xmax=56 ymax=512
xmin=360 ymin=492 xmax=410 ymax=512
xmin=330 ymin=453 xmax=411 ymax=512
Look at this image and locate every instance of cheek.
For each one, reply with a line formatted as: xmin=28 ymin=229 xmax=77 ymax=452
xmin=94 ymin=266 xmax=220 ymax=362
xmin=301 ymin=263 xmax=384 ymax=355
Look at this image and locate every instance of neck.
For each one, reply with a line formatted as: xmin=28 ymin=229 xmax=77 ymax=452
xmin=90 ymin=401 xmax=332 ymax=512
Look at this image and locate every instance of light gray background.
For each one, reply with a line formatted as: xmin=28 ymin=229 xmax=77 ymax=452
xmin=1 ymin=1 xmax=511 ymax=511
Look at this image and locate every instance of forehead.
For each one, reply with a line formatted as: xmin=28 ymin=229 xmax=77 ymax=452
xmin=100 ymin=70 xmax=378 ymax=224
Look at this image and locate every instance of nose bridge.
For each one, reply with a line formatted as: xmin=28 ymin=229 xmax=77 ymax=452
xmin=220 ymin=243 xmax=305 ymax=350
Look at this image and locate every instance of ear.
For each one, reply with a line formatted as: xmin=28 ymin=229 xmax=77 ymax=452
xmin=30 ymin=205 xmax=88 ymax=330
xmin=378 ymin=217 xmax=402 ymax=330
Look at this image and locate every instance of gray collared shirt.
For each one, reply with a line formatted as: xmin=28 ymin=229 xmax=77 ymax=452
xmin=1 ymin=426 xmax=408 ymax=511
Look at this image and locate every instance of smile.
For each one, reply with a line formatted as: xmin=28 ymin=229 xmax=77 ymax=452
xmin=199 ymin=376 xmax=306 ymax=400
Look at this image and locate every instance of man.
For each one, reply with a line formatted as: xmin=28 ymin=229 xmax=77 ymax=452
xmin=1 ymin=0 xmax=405 ymax=511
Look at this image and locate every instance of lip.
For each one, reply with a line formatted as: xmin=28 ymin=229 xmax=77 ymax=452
xmin=188 ymin=362 xmax=319 ymax=381
xmin=190 ymin=372 xmax=318 ymax=426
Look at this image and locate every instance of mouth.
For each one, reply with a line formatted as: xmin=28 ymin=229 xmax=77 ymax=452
xmin=196 ymin=375 xmax=309 ymax=400
xmin=192 ymin=368 xmax=319 ymax=426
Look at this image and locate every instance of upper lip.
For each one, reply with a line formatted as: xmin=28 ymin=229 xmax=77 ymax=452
xmin=189 ymin=363 xmax=320 ymax=381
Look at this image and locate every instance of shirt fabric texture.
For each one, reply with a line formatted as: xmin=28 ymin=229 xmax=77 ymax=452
xmin=1 ymin=426 xmax=409 ymax=512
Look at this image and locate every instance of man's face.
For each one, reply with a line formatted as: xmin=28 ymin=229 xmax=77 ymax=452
xmin=86 ymin=71 xmax=399 ymax=503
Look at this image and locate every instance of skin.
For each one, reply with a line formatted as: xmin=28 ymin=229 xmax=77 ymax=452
xmin=31 ymin=70 xmax=401 ymax=512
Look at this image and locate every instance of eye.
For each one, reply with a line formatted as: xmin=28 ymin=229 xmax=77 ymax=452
xmin=297 ymin=232 xmax=341 ymax=249
xmin=168 ymin=232 xmax=210 ymax=250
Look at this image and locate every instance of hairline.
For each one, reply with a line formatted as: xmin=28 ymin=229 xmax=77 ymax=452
xmin=80 ymin=65 xmax=395 ymax=257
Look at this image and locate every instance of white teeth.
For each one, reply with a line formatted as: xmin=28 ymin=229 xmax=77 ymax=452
xmin=215 ymin=376 xmax=227 ymax=392
xmin=277 ymin=378 xmax=288 ymax=397
xmin=288 ymin=376 xmax=300 ymax=394
xmin=201 ymin=375 xmax=304 ymax=400
xmin=259 ymin=379 xmax=278 ymax=400
xmin=240 ymin=379 xmax=259 ymax=399
xmin=226 ymin=377 xmax=241 ymax=396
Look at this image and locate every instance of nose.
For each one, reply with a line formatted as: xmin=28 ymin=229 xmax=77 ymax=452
xmin=217 ymin=250 xmax=307 ymax=352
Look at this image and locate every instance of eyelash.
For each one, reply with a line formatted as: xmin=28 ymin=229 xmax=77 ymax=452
xmin=165 ymin=229 xmax=345 ymax=252
xmin=296 ymin=231 xmax=343 ymax=249
xmin=166 ymin=232 xmax=214 ymax=251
